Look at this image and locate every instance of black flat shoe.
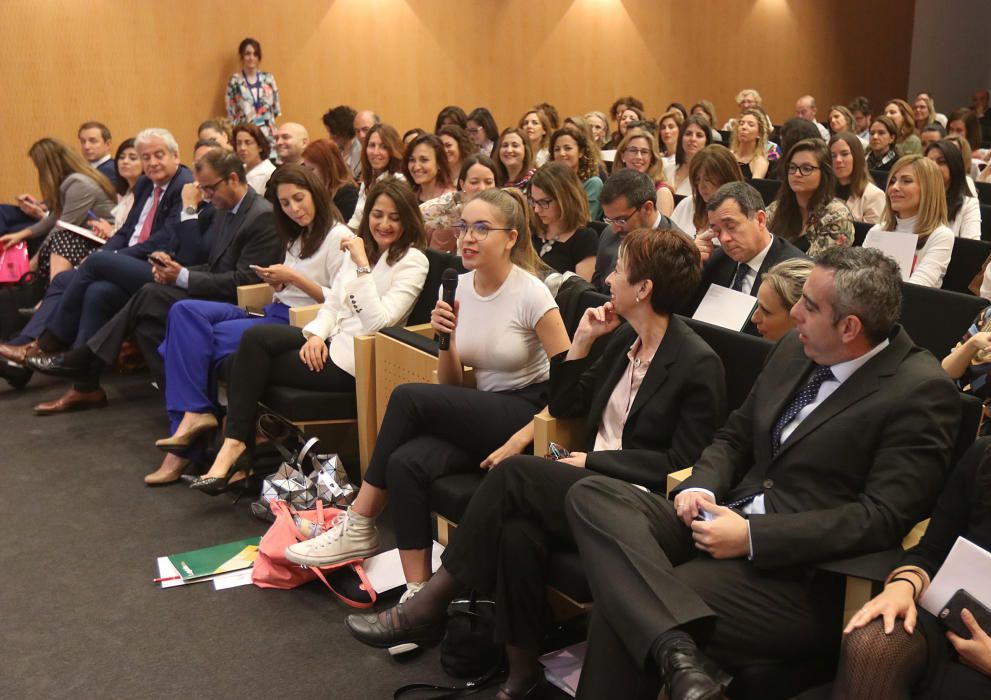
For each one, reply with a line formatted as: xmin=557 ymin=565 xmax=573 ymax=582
xmin=345 ymin=604 xmax=446 ymax=651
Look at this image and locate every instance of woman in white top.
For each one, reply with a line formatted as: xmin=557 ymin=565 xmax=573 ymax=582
xmin=519 ymin=109 xmax=551 ymax=166
xmin=89 ymin=139 xmax=144 ymax=239
xmin=865 ymin=155 xmax=954 ymax=288
xmin=233 ymin=123 xmax=276 ymax=195
xmin=347 ymin=123 xmax=407 ymax=230
xmin=924 ymin=140 xmax=981 ymax=239
xmin=665 ymin=115 xmax=713 ymax=197
xmin=189 ymin=176 xmax=429 ymax=494
xmin=670 ymin=144 xmax=744 ymax=237
xmin=147 ymin=165 xmax=352 ymax=486
xmin=284 ymin=187 xmax=570 ymax=596
xmin=829 ymin=132 xmax=886 ymax=224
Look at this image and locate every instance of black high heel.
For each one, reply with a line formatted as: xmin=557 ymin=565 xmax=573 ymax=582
xmin=189 ymin=449 xmax=253 ymax=497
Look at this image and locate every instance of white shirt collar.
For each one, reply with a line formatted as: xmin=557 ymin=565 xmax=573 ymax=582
xmin=90 ymin=154 xmax=112 ymax=167
xmin=827 ymin=337 xmax=891 ymax=384
xmin=744 ymin=233 xmax=775 ymax=272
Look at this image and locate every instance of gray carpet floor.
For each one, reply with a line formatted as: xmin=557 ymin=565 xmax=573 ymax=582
xmin=0 ymin=371 xmax=490 ymax=699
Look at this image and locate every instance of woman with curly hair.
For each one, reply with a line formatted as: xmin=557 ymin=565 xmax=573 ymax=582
xmin=550 ymin=126 xmax=603 ymax=220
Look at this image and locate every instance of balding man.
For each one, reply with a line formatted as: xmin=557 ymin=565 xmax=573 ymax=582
xmin=353 ymin=110 xmax=379 ymax=144
xmin=274 ymin=122 xmax=309 ymax=165
xmin=794 ymin=95 xmax=829 ymax=140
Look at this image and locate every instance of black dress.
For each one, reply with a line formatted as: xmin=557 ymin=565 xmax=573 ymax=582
xmin=534 ymin=226 xmax=598 ymax=274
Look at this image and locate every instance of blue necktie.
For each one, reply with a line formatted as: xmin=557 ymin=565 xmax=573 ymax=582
xmin=770 ymin=365 xmax=835 ymax=455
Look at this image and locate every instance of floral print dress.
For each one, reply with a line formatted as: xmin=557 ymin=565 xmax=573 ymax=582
xmin=766 ymin=198 xmax=854 ymax=257
xmin=225 ymin=71 xmax=281 ymax=148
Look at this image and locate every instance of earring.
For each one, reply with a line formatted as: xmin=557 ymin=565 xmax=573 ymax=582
xmin=635 ymin=296 xmax=640 ymax=303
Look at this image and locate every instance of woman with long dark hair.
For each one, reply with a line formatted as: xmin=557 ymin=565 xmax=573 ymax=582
xmin=301 ymin=139 xmax=359 ymax=222
xmin=347 ymin=123 xmax=406 ymax=230
xmin=925 ymin=140 xmax=981 ymax=239
xmin=146 ymin=164 xmax=351 ymax=485
xmin=766 ymin=139 xmax=854 ymax=256
xmin=188 ymin=176 xmax=429 ymax=494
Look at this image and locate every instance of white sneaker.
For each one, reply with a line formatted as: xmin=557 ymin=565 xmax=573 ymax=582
xmin=284 ymin=510 xmax=379 ymax=567
xmin=399 ymin=581 xmax=425 ymax=605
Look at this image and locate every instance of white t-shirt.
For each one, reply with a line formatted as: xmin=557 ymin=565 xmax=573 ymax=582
xmin=671 ymin=196 xmax=699 ymax=238
xmin=450 ymin=265 xmax=557 ymax=393
xmin=274 ymin=222 xmax=350 ymax=307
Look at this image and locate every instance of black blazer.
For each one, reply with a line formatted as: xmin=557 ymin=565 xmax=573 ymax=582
xmin=184 ymin=188 xmax=282 ymax=301
xmin=678 ymin=326 xmax=961 ymax=569
xmin=687 ymin=235 xmax=807 ymax=335
xmin=103 ymin=166 xmax=194 ymax=259
xmin=548 ymin=317 xmax=727 ymax=491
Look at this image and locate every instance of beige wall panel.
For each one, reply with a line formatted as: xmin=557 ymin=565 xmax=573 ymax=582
xmin=0 ymin=0 xmax=914 ymax=197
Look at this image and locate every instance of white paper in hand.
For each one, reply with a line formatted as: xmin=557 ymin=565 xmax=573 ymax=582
xmin=920 ymin=536 xmax=991 ymax=616
xmin=692 ymin=284 xmax=757 ymax=332
xmin=862 ymin=229 xmax=916 ymax=280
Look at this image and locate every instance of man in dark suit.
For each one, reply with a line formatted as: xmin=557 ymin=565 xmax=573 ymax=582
xmin=688 ymin=181 xmax=806 ymax=334
xmin=565 ymin=246 xmax=962 ymax=700
xmin=0 ymin=130 xmax=193 ymax=365
xmin=591 ymin=169 xmax=684 ymax=292
xmin=77 ymin=121 xmax=121 ymax=191
xmin=28 ymin=149 xmax=282 ymax=414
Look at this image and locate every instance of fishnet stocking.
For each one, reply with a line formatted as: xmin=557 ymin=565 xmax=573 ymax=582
xmin=832 ymin=618 xmax=927 ymax=699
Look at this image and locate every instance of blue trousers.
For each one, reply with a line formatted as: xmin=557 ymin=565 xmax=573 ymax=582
xmin=161 ymin=299 xmax=288 ymax=436
xmin=46 ymin=250 xmax=154 ymax=348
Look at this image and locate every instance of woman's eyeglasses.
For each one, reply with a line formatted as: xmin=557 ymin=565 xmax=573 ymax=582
xmin=454 ymin=221 xmax=513 ymax=240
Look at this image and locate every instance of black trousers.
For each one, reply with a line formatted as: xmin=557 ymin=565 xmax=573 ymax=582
xmin=441 ymin=455 xmax=591 ymax=649
xmin=565 ymin=475 xmax=843 ymax=700
xmin=225 ymin=324 xmax=355 ymax=443
xmin=363 ymin=382 xmax=545 ymax=550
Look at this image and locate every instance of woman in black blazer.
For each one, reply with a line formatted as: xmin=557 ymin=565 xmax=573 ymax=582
xmin=346 ymin=227 xmax=728 ymax=700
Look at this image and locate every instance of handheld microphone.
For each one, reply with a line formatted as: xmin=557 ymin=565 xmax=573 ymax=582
xmin=438 ymin=268 xmax=459 ymax=351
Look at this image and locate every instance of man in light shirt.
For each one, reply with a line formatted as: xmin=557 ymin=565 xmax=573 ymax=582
xmin=794 ymin=95 xmax=830 ymax=140
xmin=566 ymin=246 xmax=961 ymax=700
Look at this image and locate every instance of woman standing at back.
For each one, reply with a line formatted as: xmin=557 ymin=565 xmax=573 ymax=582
xmin=225 ymin=38 xmax=280 ymax=150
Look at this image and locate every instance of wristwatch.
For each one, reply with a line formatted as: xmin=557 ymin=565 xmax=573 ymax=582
xmin=183 ymin=205 xmax=198 ymax=216
xmin=355 ymin=265 xmax=372 ymax=275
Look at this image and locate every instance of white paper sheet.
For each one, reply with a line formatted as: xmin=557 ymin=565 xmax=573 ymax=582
xmin=363 ymin=543 xmax=445 ymax=594
xmin=540 ymin=641 xmax=586 ymax=697
xmin=862 ymin=229 xmax=917 ymax=280
xmin=56 ymin=219 xmax=107 ymax=245
xmin=213 ymin=569 xmax=255 ymax=590
xmin=692 ymin=284 xmax=757 ymax=331
xmin=920 ymin=536 xmax=991 ymax=616
xmin=600 ymin=149 xmax=616 ymax=163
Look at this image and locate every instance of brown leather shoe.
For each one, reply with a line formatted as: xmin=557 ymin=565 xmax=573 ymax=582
xmin=0 ymin=340 xmax=41 ymax=366
xmin=34 ymin=387 xmax=108 ymax=416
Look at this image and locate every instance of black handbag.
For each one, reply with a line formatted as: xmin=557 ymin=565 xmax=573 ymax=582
xmin=393 ymin=594 xmax=505 ymax=699
xmin=0 ymin=271 xmax=43 ymax=341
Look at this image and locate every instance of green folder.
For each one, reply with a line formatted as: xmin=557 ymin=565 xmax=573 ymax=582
xmin=167 ymin=537 xmax=261 ymax=581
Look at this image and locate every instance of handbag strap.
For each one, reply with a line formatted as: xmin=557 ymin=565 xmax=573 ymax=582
xmin=393 ymin=663 xmax=505 ymax=699
xmin=310 ymin=561 xmax=378 ymax=608
xmin=297 ymin=436 xmax=321 ymax=469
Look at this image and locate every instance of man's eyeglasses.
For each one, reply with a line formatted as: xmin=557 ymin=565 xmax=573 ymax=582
xmin=787 ymin=164 xmax=820 ymax=177
xmin=603 ymin=202 xmax=644 ymax=228
xmin=200 ymin=178 xmax=226 ymax=196
xmin=454 ymin=221 xmax=513 ymax=240
xmin=528 ymin=196 xmax=555 ymax=211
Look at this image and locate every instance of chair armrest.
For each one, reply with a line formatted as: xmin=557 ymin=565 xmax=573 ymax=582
xmin=665 ymin=467 xmax=693 ymax=496
xmin=407 ymin=323 xmax=436 ymax=339
xmin=533 ymin=409 xmax=584 ymax=458
xmin=353 ymin=333 xmax=376 ymax=476
xmin=902 ymin=518 xmax=929 ymax=549
xmin=237 ymin=283 xmax=274 ymax=311
xmin=290 ymin=304 xmax=321 ymax=328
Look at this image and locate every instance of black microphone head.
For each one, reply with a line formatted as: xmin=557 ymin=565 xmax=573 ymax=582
xmin=441 ymin=268 xmax=459 ymax=290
